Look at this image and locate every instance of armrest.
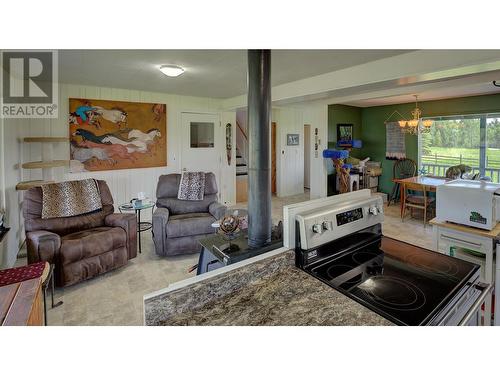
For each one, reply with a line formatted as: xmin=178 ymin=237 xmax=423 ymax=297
xmin=209 ymin=202 xmax=227 ymax=220
xmin=105 ymin=213 xmax=137 ymax=259
xmin=25 ymin=230 xmax=61 ymax=264
xmin=152 ymin=207 xmax=169 ymax=254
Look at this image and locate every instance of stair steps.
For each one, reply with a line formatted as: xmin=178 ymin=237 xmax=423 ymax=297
xmin=235 ymin=153 xmax=248 ymax=176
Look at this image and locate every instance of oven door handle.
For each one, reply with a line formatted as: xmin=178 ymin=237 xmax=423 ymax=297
xmin=458 ymin=283 xmax=493 ymax=326
xmin=440 ymin=234 xmax=483 ymax=250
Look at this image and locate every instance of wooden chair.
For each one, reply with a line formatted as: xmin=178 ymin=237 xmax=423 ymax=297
xmin=402 ymin=182 xmax=435 ymax=227
xmin=388 ymin=158 xmax=417 ymax=206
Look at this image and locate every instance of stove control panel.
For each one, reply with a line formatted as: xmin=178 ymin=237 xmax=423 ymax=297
xmin=295 ymin=195 xmax=384 ymax=250
xmin=336 ymin=207 xmax=363 ymax=226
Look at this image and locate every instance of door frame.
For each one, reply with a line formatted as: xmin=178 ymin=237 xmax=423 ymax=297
xmin=180 ymin=111 xmax=223 ymax=198
xmin=304 ymin=124 xmax=311 ymax=189
xmin=272 ymin=121 xmax=277 ymax=194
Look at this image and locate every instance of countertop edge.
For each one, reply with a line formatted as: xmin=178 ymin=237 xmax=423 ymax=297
xmin=143 ymin=246 xmax=291 ymax=302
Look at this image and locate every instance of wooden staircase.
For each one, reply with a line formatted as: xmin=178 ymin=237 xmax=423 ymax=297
xmin=235 ymin=147 xmax=248 ymax=202
xmin=236 ymin=151 xmax=248 ymax=177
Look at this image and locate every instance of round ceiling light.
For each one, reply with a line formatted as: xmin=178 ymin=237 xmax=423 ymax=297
xmin=159 ymin=65 xmax=185 ymax=77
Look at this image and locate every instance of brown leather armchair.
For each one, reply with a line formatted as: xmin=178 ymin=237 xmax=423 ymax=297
xmin=23 ymin=180 xmax=137 ymax=287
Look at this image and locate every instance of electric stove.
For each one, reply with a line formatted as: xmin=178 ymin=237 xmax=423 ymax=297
xmin=295 ymin=194 xmax=486 ymax=326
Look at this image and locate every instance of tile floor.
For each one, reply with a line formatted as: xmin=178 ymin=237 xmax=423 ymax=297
xmin=22 ymin=192 xmax=434 ymax=326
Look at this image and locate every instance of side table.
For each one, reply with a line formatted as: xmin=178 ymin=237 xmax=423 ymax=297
xmin=118 ymin=201 xmax=155 ymax=254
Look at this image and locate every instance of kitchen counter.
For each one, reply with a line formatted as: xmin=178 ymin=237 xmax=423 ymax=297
xmin=144 ymin=249 xmax=392 ymax=326
xmin=430 ymin=218 xmax=500 ymax=239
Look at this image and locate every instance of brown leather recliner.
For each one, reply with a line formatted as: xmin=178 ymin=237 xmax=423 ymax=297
xmin=23 ymin=180 xmax=137 ymax=287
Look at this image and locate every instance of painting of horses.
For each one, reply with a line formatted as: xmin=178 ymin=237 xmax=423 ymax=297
xmin=69 ymin=98 xmax=167 ymax=172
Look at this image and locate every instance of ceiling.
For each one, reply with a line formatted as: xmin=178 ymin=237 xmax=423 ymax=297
xmin=58 ymin=50 xmax=409 ymax=98
xmin=343 ymin=76 xmax=500 ymax=107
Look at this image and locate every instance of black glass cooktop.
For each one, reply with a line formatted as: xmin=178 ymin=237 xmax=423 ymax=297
xmin=309 ymin=240 xmax=480 ymax=326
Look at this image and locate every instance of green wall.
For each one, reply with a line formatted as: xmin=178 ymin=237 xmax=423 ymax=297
xmin=361 ymin=93 xmax=500 ymax=193
xmin=328 ymin=93 xmax=500 ymax=194
xmin=327 ymin=105 xmax=363 ymax=194
xmin=328 ymin=104 xmax=363 ymax=158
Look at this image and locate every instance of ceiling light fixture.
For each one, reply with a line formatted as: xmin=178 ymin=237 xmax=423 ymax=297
xmin=159 ymin=65 xmax=185 ymax=77
xmin=398 ymin=95 xmax=433 ymax=135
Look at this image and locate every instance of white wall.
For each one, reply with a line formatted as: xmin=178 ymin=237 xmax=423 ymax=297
xmin=272 ymin=103 xmax=329 ymax=199
xmin=301 ymin=102 xmax=328 ymax=199
xmin=272 ymin=107 xmax=305 ymax=197
xmin=221 ymin=111 xmax=237 ymax=205
xmin=0 ymin=83 xmax=231 ymax=268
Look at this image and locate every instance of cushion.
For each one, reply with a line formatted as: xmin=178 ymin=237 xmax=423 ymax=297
xmin=157 ymin=195 xmax=217 ymax=215
xmin=166 ymin=212 xmax=215 ymax=238
xmin=23 ymin=179 xmax=114 ymax=236
xmin=156 ymin=173 xmax=218 ymax=199
xmin=60 ymin=227 xmax=126 ymax=265
xmin=41 ymin=179 xmax=102 ymax=219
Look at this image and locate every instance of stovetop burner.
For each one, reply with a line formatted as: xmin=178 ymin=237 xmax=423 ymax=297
xmin=357 ymin=275 xmax=427 ymax=311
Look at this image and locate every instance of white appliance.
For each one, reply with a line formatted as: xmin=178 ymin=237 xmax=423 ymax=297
xmin=436 ymin=180 xmax=500 ymax=230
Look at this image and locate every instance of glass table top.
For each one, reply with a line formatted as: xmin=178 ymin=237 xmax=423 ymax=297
xmin=119 ymin=200 xmax=155 ymax=210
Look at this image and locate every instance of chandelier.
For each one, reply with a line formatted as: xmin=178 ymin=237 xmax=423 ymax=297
xmin=398 ymin=95 xmax=433 ymax=135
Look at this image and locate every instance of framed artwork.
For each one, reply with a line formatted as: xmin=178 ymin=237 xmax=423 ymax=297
xmin=287 ymin=133 xmax=300 ymax=146
xmin=69 ymin=98 xmax=167 ymax=172
xmin=337 ymin=123 xmax=353 ymax=142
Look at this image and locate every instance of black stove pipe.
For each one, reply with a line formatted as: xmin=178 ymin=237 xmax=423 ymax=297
xmin=247 ymin=49 xmax=272 ymax=248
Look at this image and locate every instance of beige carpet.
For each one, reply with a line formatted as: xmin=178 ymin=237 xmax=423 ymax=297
xmin=38 ymin=192 xmax=311 ymax=325
xmin=21 ymin=191 xmax=433 ymax=326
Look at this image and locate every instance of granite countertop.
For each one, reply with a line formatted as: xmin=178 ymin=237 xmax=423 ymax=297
xmin=145 ymin=250 xmax=392 ymax=326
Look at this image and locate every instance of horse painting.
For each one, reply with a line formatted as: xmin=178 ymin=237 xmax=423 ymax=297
xmin=69 ymin=98 xmax=166 ymax=172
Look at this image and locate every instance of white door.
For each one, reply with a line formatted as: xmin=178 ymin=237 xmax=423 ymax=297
xmin=304 ymin=124 xmax=311 ymax=189
xmin=181 ymin=112 xmax=222 ymax=197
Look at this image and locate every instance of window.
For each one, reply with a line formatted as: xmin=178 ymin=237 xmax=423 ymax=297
xmin=419 ymin=114 xmax=500 ymax=182
xmin=190 ymin=121 xmax=214 ymax=148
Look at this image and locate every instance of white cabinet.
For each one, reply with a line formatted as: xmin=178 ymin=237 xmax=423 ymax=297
xmin=496 ymin=243 xmax=500 ymax=326
xmin=433 ymin=224 xmax=496 ymax=325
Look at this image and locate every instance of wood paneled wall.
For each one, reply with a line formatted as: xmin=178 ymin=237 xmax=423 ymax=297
xmin=1 ymin=83 xmax=232 ymax=268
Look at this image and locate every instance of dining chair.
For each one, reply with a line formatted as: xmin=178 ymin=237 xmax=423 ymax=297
xmin=402 ymin=182 xmax=435 ymax=227
xmin=388 ymin=158 xmax=417 ymax=206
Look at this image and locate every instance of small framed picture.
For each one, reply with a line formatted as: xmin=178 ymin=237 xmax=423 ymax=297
xmin=337 ymin=123 xmax=353 ymax=142
xmin=287 ymin=133 xmax=299 ymax=146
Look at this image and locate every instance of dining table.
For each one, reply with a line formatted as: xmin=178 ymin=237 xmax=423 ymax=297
xmin=395 ymin=175 xmax=451 ymax=218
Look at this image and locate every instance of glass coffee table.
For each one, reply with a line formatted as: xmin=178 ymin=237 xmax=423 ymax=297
xmin=118 ymin=201 xmax=155 ymax=253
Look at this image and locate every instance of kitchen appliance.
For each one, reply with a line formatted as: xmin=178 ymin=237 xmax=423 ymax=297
xmin=436 ymin=180 xmax=500 ymax=230
xmin=295 ymin=194 xmax=491 ymax=326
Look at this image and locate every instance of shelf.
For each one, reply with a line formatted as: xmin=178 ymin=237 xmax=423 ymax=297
xmin=23 ymin=137 xmax=68 ymax=143
xmin=22 ymin=160 xmax=69 ymax=169
xmin=15 ymin=180 xmax=55 ymax=191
